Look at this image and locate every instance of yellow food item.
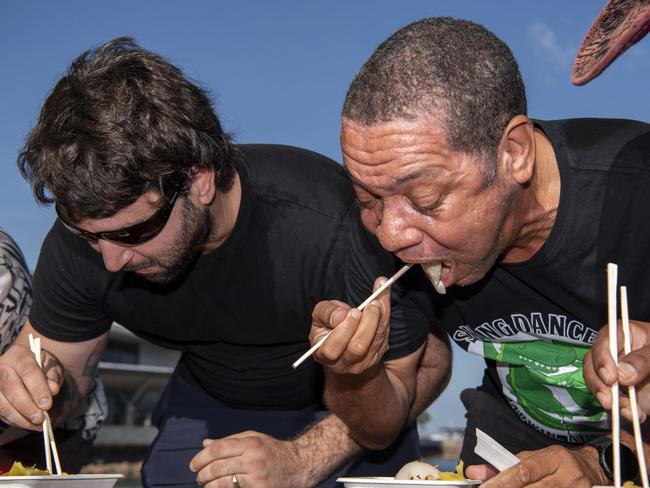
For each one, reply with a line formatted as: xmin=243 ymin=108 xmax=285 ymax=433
xmin=1 ymin=461 xmax=51 ymax=476
xmin=623 ymin=482 xmax=641 ymax=488
xmin=439 ymin=460 xmax=465 ymax=481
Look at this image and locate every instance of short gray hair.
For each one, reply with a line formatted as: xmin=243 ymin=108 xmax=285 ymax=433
xmin=343 ymin=17 xmax=527 ymax=182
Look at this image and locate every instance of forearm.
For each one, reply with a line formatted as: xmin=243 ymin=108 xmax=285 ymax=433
xmin=288 ymin=414 xmax=364 ymax=487
xmin=324 ymin=362 xmax=413 ymax=449
xmin=49 ymin=369 xmax=89 ymax=425
xmin=32 ymin=325 xmax=107 ymax=425
xmin=407 ymin=329 xmax=452 ymax=423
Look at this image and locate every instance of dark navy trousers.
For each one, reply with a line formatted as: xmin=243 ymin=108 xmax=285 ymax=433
xmin=141 ymin=362 xmax=420 ymax=487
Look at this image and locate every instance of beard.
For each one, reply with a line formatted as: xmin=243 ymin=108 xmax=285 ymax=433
xmin=126 ymin=198 xmax=213 ymax=284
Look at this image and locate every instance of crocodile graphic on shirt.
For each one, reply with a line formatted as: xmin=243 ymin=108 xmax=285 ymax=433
xmin=483 ymin=340 xmax=608 ymax=440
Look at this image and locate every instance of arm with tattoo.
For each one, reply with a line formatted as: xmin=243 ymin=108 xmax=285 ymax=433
xmin=0 ymin=321 xmax=109 ymax=430
xmin=49 ymin=334 xmax=108 ymax=424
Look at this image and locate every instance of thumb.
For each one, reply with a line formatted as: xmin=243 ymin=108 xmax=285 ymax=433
xmin=465 ymin=463 xmax=498 ymax=481
xmin=311 ymin=300 xmax=350 ymax=332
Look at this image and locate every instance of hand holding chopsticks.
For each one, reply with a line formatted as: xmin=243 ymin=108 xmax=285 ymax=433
xmin=620 ymin=286 xmax=649 ymax=488
xmin=605 ymin=263 xmax=648 ymax=488
xmin=28 ymin=333 xmax=62 ymax=475
xmin=293 ymin=264 xmax=413 ymax=369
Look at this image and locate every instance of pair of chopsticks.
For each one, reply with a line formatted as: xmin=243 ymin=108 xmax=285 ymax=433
xmin=606 ymin=263 xmax=649 ymax=488
xmin=27 ymin=333 xmax=62 ymax=475
xmin=292 ymin=264 xmax=413 ymax=369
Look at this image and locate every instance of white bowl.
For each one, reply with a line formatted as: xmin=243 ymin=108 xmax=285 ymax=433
xmin=0 ymin=473 xmax=123 ymax=487
xmin=336 ymin=477 xmax=481 ymax=488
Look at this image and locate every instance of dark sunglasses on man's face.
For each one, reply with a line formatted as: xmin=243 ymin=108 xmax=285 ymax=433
xmin=55 ymin=190 xmax=180 ymax=246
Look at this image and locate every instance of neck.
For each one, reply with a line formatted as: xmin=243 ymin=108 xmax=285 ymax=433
xmin=204 ymin=171 xmax=242 ymax=252
xmin=501 ymin=129 xmax=560 ymax=263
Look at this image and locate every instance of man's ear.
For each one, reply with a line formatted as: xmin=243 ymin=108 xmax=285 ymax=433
xmin=497 ymin=115 xmax=535 ymax=185
xmin=190 ymin=167 xmax=217 ymax=205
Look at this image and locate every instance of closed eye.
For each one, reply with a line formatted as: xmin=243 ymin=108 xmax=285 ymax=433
xmin=353 ymin=184 xmax=380 ymax=210
xmin=411 ymin=194 xmax=444 ymax=214
xmin=357 ymin=197 xmax=378 ymax=209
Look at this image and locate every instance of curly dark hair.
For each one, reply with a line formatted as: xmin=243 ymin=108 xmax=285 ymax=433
xmin=18 ymin=37 xmax=237 ymax=222
xmin=343 ymin=17 xmax=527 ymax=182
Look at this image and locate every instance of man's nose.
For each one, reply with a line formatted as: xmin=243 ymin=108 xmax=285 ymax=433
xmin=374 ymin=200 xmax=422 ymax=254
xmin=97 ymin=239 xmax=133 ymax=272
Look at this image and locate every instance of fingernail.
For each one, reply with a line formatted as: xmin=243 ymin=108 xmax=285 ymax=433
xmin=350 ymin=309 xmax=361 ymax=319
xmin=621 ymin=408 xmax=632 ymax=419
xmin=38 ymin=398 xmax=49 ymax=407
xmin=189 ymin=463 xmax=196 ymax=472
xmin=596 ymin=392 xmax=609 ymax=406
xmin=598 ymin=367 xmax=613 ymax=383
xmin=377 ymin=277 xmax=387 ymax=286
xmin=618 ymin=362 xmax=636 ymax=380
xmin=370 ymin=300 xmax=382 ymax=310
xmin=30 ymin=413 xmax=41 ymax=423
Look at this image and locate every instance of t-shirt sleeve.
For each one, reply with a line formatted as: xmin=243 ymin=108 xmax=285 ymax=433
xmin=322 ymin=202 xmax=431 ymax=361
xmin=29 ymin=221 xmax=112 ymax=342
xmin=0 ymin=229 xmax=33 ymax=353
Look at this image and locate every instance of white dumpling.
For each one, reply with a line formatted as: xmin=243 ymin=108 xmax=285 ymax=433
xmin=395 ymin=459 xmax=441 ymax=480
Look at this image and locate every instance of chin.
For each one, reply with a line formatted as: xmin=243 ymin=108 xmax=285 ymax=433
xmin=134 ymin=270 xmax=165 ymax=283
xmin=455 ymin=269 xmax=489 ymax=287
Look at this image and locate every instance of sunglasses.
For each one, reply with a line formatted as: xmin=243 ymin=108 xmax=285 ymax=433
xmin=56 ymin=188 xmax=180 ymax=245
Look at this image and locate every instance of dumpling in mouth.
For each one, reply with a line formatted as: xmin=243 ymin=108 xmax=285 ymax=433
xmin=422 ymin=261 xmax=446 ymax=294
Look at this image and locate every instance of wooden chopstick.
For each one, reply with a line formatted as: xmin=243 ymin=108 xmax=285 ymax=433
xmin=607 ymin=263 xmax=622 ymax=488
xmin=28 ymin=333 xmax=62 ymax=475
xmin=620 ymin=287 xmax=649 ymax=488
xmin=292 ymin=264 xmax=413 ymax=369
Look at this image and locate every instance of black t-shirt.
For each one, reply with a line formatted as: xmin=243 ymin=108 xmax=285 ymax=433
xmin=430 ymin=118 xmax=650 ymax=444
xmin=30 ymin=144 xmax=430 ymax=410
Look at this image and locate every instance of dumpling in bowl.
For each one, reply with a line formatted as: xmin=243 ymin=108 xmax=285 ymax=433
xmin=395 ymin=459 xmax=441 ymax=480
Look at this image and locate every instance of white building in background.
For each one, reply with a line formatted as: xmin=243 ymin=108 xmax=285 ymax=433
xmin=95 ymin=324 xmax=179 ymax=448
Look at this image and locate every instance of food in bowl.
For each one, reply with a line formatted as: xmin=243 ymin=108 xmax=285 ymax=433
xmin=1 ymin=462 xmax=54 ymax=476
xmin=395 ymin=459 xmax=466 ymax=481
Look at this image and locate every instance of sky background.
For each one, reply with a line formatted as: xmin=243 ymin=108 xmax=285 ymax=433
xmin=1 ymin=1 xmax=649 ymax=436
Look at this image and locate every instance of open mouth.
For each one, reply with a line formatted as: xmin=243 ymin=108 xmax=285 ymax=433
xmin=421 ymin=261 xmax=450 ymax=294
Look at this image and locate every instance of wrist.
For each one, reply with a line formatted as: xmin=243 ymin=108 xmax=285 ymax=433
xmin=283 ymin=439 xmax=314 ymax=488
xmin=326 ymin=362 xmax=383 ymax=389
xmin=583 ymin=436 xmax=640 ymax=484
xmin=576 ymin=444 xmax=610 ymax=485
xmin=288 ymin=415 xmax=363 ymax=487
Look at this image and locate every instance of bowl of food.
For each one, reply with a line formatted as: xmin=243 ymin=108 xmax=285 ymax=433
xmin=0 ymin=462 xmax=123 ymax=488
xmin=337 ymin=459 xmax=481 ymax=488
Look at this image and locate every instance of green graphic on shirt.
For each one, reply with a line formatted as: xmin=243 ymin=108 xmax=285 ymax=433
xmin=483 ymin=340 xmax=607 ymax=436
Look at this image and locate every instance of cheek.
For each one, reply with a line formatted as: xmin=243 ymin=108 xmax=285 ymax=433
xmin=360 ymin=209 xmax=380 ymax=235
xmin=418 ymin=215 xmax=481 ymax=252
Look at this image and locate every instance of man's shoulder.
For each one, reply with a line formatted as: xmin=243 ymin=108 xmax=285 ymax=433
xmin=538 ymin=118 xmax=650 ymax=171
xmin=546 ymin=117 xmax=649 ymax=141
xmin=237 ymin=144 xmax=355 ymax=218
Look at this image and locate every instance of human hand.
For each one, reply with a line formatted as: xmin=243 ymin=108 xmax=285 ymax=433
xmin=309 ymin=277 xmax=391 ymax=375
xmin=584 ymin=320 xmax=650 ymax=422
xmin=466 ymin=444 xmax=608 ymax=487
xmin=0 ymin=343 xmax=64 ymax=430
xmin=190 ymin=430 xmax=309 ymax=488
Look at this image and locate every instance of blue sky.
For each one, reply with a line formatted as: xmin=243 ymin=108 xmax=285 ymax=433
xmin=1 ymin=1 xmax=649 ymax=435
